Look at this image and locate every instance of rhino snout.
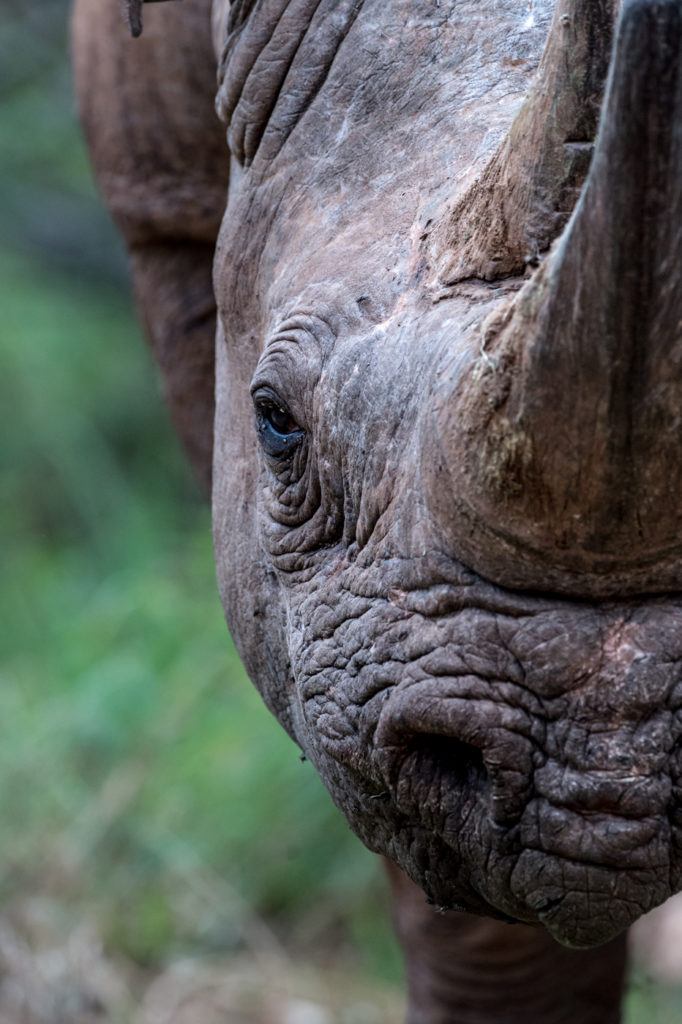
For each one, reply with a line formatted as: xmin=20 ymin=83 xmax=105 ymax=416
xmin=375 ymin=683 xmax=535 ymax=827
xmin=364 ymin=630 xmax=682 ymax=948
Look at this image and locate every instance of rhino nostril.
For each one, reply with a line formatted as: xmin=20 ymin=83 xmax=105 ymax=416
xmin=389 ymin=731 xmax=530 ymax=826
xmin=408 ymin=734 xmax=489 ymax=791
xmin=377 ymin=699 xmax=530 ymax=822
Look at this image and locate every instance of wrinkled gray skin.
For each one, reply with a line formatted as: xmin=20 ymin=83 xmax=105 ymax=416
xmin=74 ymin=0 xmax=682 ymax=1018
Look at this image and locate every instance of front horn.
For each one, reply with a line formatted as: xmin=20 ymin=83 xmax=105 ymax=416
xmin=442 ymin=0 xmax=682 ymax=598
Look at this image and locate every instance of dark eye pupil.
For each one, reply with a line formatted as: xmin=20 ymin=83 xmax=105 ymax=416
xmin=266 ymin=404 xmax=296 ymax=435
xmin=252 ymin=389 xmax=304 ymax=460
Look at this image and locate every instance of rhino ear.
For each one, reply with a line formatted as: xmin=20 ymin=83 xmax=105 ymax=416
xmin=74 ymin=0 xmax=230 ymax=494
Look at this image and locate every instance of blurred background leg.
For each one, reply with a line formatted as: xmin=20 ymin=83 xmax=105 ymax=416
xmin=72 ymin=0 xmax=229 ymax=493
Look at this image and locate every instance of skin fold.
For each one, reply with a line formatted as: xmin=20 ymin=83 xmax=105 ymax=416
xmin=73 ymin=0 xmax=682 ymax=1019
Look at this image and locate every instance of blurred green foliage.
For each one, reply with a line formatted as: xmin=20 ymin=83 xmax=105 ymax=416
xmin=0 ymin=0 xmax=399 ymax=984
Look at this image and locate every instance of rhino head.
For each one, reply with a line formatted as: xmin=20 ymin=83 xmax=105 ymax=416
xmin=206 ymin=0 xmax=682 ymax=950
xmin=76 ymin=0 xmax=680 ymax=953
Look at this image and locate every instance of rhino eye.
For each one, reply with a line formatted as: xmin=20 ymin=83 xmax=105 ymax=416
xmin=253 ymin=388 xmax=304 ymax=459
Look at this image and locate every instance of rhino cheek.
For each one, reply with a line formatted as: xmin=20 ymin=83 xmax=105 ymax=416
xmin=212 ymin=327 xmax=301 ymax=739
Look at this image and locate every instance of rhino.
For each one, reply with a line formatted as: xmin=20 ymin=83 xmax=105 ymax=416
xmin=72 ymin=0 xmax=682 ymax=1019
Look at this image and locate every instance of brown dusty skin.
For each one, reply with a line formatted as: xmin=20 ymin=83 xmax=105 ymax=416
xmin=73 ymin=1 xmax=682 ymax=1020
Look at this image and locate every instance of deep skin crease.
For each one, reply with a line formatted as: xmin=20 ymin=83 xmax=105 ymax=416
xmin=74 ymin=0 xmax=682 ymax=1020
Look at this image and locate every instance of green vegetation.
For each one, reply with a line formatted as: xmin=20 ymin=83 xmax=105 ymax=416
xmin=1 ymin=2 xmax=681 ymax=1020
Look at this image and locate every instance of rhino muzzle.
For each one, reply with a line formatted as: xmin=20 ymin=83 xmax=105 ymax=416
xmin=371 ymin=606 xmax=681 ymax=947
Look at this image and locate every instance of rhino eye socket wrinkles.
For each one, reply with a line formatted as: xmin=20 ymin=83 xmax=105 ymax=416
xmin=252 ymin=387 xmax=304 ymax=459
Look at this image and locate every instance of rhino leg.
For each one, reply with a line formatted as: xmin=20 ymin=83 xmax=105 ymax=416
xmin=72 ymin=0 xmax=229 ymax=492
xmin=385 ymin=860 xmax=627 ymax=1024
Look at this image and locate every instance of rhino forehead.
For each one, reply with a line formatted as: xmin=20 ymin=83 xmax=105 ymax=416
xmin=214 ymin=0 xmax=554 ymax=335
xmin=216 ymin=0 xmax=553 ymax=171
